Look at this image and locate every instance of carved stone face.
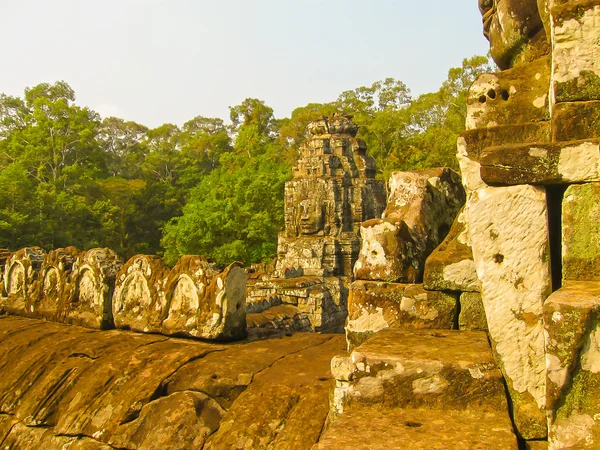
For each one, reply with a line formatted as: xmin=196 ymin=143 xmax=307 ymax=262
xmin=479 ymin=0 xmax=544 ymax=69
xmin=298 ymin=199 xmax=325 ymax=235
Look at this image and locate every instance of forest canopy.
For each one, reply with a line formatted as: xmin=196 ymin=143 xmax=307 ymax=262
xmin=0 ymin=55 xmax=492 ymax=266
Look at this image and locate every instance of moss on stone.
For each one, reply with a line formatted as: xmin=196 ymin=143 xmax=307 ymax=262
xmin=556 ymin=71 xmax=600 ymax=103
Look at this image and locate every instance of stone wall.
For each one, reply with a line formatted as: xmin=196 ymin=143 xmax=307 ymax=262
xmin=0 ymin=248 xmax=247 ymax=341
xmin=452 ymin=0 xmax=600 ymax=446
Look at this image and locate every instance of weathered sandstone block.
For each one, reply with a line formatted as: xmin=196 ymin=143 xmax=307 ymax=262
xmin=163 ymin=256 xmax=247 ymax=341
xmin=544 ymin=281 xmax=600 ymax=450
xmin=552 ymin=2 xmax=600 ymax=103
xmin=2 ymin=247 xmax=46 ymax=316
xmin=333 ymin=328 xmax=508 ymax=414
xmin=314 ymin=406 xmax=518 ymax=450
xmin=479 ymin=139 xmax=600 ymax=185
xmin=467 ymin=185 xmax=551 ymax=439
xmin=246 ymin=304 xmax=312 ymax=333
xmin=478 ymin=0 xmax=547 ymax=70
xmin=458 ymin=292 xmax=488 ymax=332
xmin=345 ymin=281 xmax=457 ymax=350
xmin=65 ymin=248 xmax=122 ymax=329
xmin=109 ymin=391 xmax=225 ymax=450
xmin=112 ymin=255 xmax=170 ymax=333
xmin=466 ymin=57 xmax=551 ymax=130
xmin=423 ymin=207 xmax=479 ymax=292
xmin=562 ymin=182 xmax=600 ymax=281
xmin=354 ymin=168 xmax=465 ymax=283
xmin=32 ymin=247 xmax=79 ymax=321
xmin=246 ymin=276 xmax=347 ymax=333
xmin=552 ymin=101 xmax=600 ymax=142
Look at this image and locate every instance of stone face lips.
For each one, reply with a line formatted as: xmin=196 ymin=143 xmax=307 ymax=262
xmin=113 ymin=255 xmax=170 ymax=333
xmin=354 ymin=168 xmax=465 ymax=283
xmin=479 ymin=139 xmax=600 ymax=185
xmin=467 ymin=184 xmax=551 ymax=439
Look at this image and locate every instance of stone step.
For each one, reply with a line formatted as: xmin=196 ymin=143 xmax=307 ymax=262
xmin=314 ymin=406 xmax=518 ymax=449
xmin=334 ymin=328 xmax=507 ymax=412
xmin=323 ymin=328 xmax=518 ymax=448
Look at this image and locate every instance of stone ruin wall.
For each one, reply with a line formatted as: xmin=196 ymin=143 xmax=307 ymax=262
xmin=0 ymin=247 xmax=246 ymax=341
xmin=334 ymin=0 xmax=600 ymax=448
xmin=461 ymin=0 xmax=600 ymax=446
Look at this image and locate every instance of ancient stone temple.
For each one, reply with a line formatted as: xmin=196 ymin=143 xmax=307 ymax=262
xmin=323 ymin=1 xmax=600 ymax=448
xmin=247 ymin=115 xmax=386 ymax=332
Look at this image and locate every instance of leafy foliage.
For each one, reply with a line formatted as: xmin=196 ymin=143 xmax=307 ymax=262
xmin=0 ymin=55 xmax=491 ymax=266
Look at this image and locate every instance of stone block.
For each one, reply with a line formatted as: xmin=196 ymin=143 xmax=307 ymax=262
xmin=354 ymin=168 xmax=465 ymax=283
xmin=346 ymin=281 xmax=457 ymax=350
xmin=2 ymin=247 xmax=46 ymax=316
xmin=338 ymin=328 xmax=508 ymax=413
xmin=459 ymin=292 xmax=488 ymax=332
xmin=553 ymin=101 xmax=600 ymax=142
xmin=544 ymin=281 xmax=600 ymax=449
xmin=163 ymin=257 xmax=247 ymax=341
xmin=562 ymin=182 xmax=600 ymax=281
xmin=112 ymin=255 xmax=170 ymax=333
xmin=31 ymin=247 xmax=79 ymax=321
xmin=479 ymin=139 xmax=600 ymax=185
xmin=64 ymin=248 xmax=122 ymax=329
xmin=246 ymin=304 xmax=312 ymax=332
xmin=314 ymin=406 xmax=518 ymax=450
xmin=466 ymin=58 xmax=551 ymax=131
xmin=457 ymin=122 xmax=551 ymax=193
xmin=552 ymin=2 xmax=600 ymax=103
xmin=423 ymin=207 xmax=479 ymax=292
xmin=467 ymin=185 xmax=551 ymax=439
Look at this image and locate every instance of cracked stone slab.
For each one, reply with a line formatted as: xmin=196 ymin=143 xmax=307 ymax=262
xmin=204 ymin=335 xmax=346 ymax=450
xmin=0 ymin=316 xmax=345 ymax=449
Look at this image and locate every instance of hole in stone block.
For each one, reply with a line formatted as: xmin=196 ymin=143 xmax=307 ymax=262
xmin=478 ymin=95 xmax=487 ymax=103
xmin=487 ymin=89 xmax=497 ymax=99
xmin=493 ymin=254 xmax=504 ymax=264
xmin=404 ymin=421 xmax=423 ymax=428
xmin=500 ymin=89 xmax=509 ymax=101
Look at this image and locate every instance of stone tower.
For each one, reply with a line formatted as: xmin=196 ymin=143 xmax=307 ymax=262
xmin=246 ymin=115 xmax=386 ymax=332
xmin=276 ymin=114 xmax=386 ymax=277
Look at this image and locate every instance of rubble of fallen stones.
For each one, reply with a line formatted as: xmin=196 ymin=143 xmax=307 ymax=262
xmin=0 ymin=247 xmax=246 ymax=341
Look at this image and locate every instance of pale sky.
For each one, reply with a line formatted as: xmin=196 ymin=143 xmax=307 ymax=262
xmin=0 ymin=0 xmax=489 ymax=128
